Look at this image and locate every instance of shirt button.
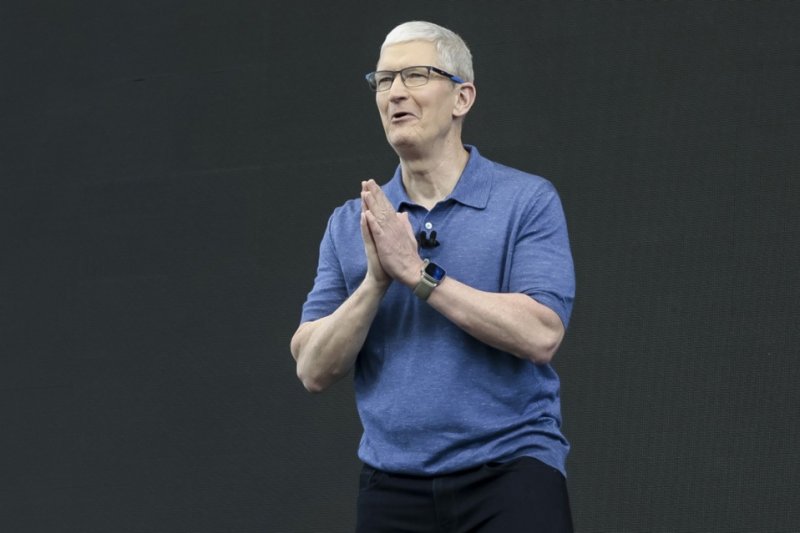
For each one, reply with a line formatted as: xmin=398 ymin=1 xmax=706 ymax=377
xmin=424 ymin=222 xmax=433 ymax=230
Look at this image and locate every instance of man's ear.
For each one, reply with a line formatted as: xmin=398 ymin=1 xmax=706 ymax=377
xmin=453 ymin=82 xmax=476 ymax=118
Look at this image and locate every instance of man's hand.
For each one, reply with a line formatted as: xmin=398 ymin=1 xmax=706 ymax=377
xmin=361 ymin=179 xmax=422 ymax=287
xmin=360 ymin=197 xmax=390 ymax=288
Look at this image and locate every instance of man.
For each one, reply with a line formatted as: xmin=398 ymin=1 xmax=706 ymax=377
xmin=291 ymin=21 xmax=575 ymax=532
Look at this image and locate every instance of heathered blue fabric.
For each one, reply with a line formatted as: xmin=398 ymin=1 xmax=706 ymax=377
xmin=300 ymin=146 xmax=575 ymax=476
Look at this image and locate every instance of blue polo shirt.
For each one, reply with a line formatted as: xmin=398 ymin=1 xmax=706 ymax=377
xmin=300 ymin=146 xmax=575 ymax=476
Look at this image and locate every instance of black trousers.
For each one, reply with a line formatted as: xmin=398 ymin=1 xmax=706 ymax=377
xmin=355 ymin=456 xmax=573 ymax=533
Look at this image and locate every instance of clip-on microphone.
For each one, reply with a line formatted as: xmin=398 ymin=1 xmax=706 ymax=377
xmin=417 ymin=230 xmax=440 ymax=249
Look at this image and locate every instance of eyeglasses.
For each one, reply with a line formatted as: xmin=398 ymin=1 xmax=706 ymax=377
xmin=365 ymin=65 xmax=465 ymax=92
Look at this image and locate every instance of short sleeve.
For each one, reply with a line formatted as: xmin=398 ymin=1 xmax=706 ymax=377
xmin=300 ymin=215 xmax=349 ymax=323
xmin=508 ymin=182 xmax=575 ymax=329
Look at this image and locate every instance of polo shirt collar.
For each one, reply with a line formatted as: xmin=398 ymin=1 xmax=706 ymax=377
xmin=383 ymin=145 xmax=491 ymax=210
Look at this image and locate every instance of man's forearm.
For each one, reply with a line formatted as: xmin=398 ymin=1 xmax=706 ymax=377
xmin=291 ymin=277 xmax=388 ymax=392
xmin=424 ymin=276 xmax=565 ymax=364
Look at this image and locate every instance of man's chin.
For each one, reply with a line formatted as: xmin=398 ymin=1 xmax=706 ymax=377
xmin=386 ymin=131 xmax=419 ymax=152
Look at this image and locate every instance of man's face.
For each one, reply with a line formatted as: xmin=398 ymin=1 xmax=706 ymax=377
xmin=375 ymin=41 xmax=461 ymax=152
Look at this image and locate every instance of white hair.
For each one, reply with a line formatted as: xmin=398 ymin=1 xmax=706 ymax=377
xmin=381 ymin=21 xmax=474 ymax=82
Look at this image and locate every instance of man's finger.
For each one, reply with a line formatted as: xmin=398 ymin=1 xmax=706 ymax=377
xmin=364 ymin=209 xmax=384 ymax=236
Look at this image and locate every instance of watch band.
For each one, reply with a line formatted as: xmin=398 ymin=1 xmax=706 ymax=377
xmin=413 ymin=259 xmax=443 ymax=301
xmin=413 ymin=274 xmax=438 ymax=300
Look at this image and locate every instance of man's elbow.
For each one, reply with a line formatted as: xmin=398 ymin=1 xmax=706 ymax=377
xmin=295 ymin=358 xmax=332 ymax=393
xmin=291 ymin=325 xmax=324 ymax=392
xmin=524 ymin=328 xmax=564 ymax=365
xmin=296 ymin=353 xmax=347 ymax=393
xmin=527 ymin=346 xmax=556 ymax=365
xmin=518 ymin=297 xmax=566 ymax=365
xmin=298 ymin=372 xmax=329 ymax=393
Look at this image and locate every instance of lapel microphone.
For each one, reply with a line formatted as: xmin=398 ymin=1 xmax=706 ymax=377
xmin=417 ymin=230 xmax=440 ymax=249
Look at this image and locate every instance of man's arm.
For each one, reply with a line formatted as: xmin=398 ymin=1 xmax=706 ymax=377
xmin=384 ymin=253 xmax=565 ymax=364
xmin=414 ymin=275 xmax=564 ymax=364
xmin=291 ymin=276 xmax=387 ymax=392
xmin=291 ymin=200 xmax=390 ymax=392
xmin=361 ymin=179 xmax=566 ymax=365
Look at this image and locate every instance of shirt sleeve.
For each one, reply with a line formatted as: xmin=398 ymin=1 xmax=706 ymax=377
xmin=300 ymin=214 xmax=349 ymax=324
xmin=508 ymin=181 xmax=576 ymax=330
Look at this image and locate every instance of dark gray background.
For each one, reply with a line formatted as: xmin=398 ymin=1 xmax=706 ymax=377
xmin=2 ymin=1 xmax=798 ymax=532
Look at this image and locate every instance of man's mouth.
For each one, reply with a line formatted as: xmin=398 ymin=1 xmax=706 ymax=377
xmin=391 ymin=111 xmax=414 ymax=121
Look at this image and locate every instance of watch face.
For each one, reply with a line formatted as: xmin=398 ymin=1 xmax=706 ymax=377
xmin=424 ymin=261 xmax=446 ymax=281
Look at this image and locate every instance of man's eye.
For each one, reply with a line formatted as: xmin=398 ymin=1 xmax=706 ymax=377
xmin=406 ymin=72 xmax=426 ymax=80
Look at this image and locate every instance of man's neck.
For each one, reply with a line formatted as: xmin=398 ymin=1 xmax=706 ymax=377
xmin=398 ymin=139 xmax=469 ymax=210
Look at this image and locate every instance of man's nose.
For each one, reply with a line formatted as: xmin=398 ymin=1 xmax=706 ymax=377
xmin=387 ymin=74 xmax=408 ymax=98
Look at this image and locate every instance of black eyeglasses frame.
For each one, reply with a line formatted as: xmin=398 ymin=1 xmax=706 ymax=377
xmin=365 ymin=65 xmax=465 ymax=92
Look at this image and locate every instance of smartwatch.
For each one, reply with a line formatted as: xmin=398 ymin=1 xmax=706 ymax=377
xmin=413 ymin=259 xmax=446 ymax=301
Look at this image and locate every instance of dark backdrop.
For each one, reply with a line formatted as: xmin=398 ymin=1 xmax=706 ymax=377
xmin=2 ymin=1 xmax=798 ymax=532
